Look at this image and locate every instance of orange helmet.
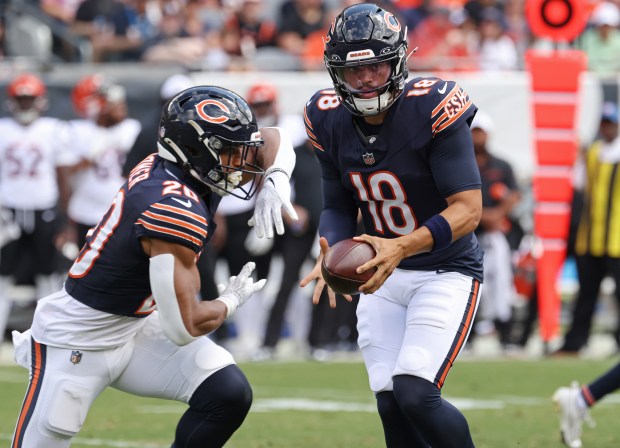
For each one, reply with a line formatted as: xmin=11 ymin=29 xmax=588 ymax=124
xmin=8 ymin=73 xmax=46 ymax=98
xmin=246 ymin=82 xmax=278 ymax=127
xmin=6 ymin=73 xmax=47 ymax=125
xmin=71 ymin=74 xmax=126 ymax=119
xmin=246 ymin=82 xmax=278 ymax=106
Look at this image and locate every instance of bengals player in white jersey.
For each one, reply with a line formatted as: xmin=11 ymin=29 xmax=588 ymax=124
xmin=11 ymin=85 xmax=297 ymax=448
xmin=0 ymin=73 xmax=75 ymax=344
xmin=66 ymin=74 xmax=141 ymax=248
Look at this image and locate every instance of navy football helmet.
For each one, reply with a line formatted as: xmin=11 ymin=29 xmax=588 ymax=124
xmin=158 ymin=86 xmax=264 ymax=199
xmin=324 ymin=3 xmax=408 ymax=116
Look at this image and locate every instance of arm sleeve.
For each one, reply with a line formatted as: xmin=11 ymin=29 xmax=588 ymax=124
xmin=430 ymin=119 xmax=481 ymax=198
xmin=316 ymin=157 xmax=358 ymax=245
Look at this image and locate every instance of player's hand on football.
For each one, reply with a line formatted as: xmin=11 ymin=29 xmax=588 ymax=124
xmin=299 ymin=237 xmax=352 ymax=308
xmin=353 ymin=234 xmax=405 ymax=294
xmin=248 ymin=170 xmax=298 ymax=239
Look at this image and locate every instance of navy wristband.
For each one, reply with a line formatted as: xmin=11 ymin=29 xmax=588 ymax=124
xmin=422 ymin=214 xmax=452 ymax=251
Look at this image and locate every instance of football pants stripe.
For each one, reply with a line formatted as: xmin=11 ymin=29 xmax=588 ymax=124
xmin=12 ymin=339 xmax=46 ymax=448
xmin=435 ymin=278 xmax=480 ymax=389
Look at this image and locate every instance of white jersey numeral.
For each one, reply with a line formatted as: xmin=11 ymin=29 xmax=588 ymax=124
xmin=69 ymin=190 xmax=125 ymax=278
xmin=350 ymin=172 xmax=417 ymax=236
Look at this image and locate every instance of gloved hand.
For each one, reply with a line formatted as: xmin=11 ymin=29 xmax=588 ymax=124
xmin=215 ymin=262 xmax=266 ymax=318
xmin=248 ymin=170 xmax=298 ymax=238
xmin=244 ymin=227 xmax=275 ymax=256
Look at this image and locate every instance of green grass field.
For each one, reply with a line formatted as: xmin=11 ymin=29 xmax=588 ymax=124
xmin=1 ymin=358 xmax=619 ymax=447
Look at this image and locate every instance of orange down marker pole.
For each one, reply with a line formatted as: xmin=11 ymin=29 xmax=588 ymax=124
xmin=525 ymin=0 xmax=588 ymax=346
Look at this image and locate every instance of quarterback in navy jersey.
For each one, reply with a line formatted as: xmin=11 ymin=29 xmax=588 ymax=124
xmin=11 ymin=86 xmax=297 ymax=448
xmin=301 ymin=4 xmax=482 ymax=448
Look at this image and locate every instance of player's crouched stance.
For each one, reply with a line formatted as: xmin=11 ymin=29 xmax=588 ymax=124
xmin=10 ymin=86 xmax=297 ymax=448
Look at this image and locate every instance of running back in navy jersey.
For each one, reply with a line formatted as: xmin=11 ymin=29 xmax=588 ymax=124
xmin=64 ymin=154 xmax=219 ymax=317
xmin=304 ymin=77 xmax=483 ymax=280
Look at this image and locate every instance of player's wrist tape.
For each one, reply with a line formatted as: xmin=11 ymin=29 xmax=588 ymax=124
xmin=265 ymin=167 xmax=290 ymax=183
xmin=423 ymin=214 xmax=452 ymax=251
xmin=215 ymin=295 xmax=239 ymax=318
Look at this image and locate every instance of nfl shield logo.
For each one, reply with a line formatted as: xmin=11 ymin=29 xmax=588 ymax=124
xmin=362 ymin=152 xmax=375 ymax=165
xmin=70 ymin=350 xmax=82 ymax=365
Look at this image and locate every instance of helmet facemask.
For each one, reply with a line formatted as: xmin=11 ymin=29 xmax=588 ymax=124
xmin=7 ymin=95 xmax=48 ymax=125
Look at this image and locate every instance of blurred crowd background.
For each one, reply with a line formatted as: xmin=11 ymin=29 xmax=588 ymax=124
xmin=1 ymin=0 xmax=620 ymax=363
xmin=0 ymin=0 xmax=618 ymax=74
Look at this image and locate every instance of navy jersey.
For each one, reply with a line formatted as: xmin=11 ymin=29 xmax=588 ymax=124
xmin=304 ymin=77 xmax=483 ymax=280
xmin=64 ymin=154 xmax=220 ymax=317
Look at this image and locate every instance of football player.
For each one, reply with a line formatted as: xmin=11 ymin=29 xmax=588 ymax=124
xmin=66 ymin=74 xmax=141 ymax=249
xmin=300 ymin=4 xmax=483 ymax=447
xmin=0 ymin=73 xmax=74 ymax=344
xmin=11 ymin=86 xmax=297 ymax=448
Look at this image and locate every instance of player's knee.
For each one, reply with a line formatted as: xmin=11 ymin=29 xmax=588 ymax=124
xmin=376 ymin=391 xmax=401 ymax=422
xmin=189 ymin=365 xmax=252 ymax=421
xmin=368 ymin=364 xmax=394 ymax=392
xmin=393 ymin=375 xmax=441 ymax=418
xmin=41 ymin=380 xmax=92 ymax=438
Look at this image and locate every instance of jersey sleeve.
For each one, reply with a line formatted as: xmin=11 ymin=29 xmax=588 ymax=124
xmin=429 ymin=118 xmax=481 ymax=198
xmin=304 ymin=90 xmax=358 ymax=244
xmin=428 ymin=80 xmax=476 ymax=138
xmin=134 ymin=196 xmax=208 ymax=253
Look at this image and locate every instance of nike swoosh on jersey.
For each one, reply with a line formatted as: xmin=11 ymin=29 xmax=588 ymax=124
xmin=438 ymin=83 xmax=448 ymax=94
xmin=171 ymin=197 xmax=192 ymax=207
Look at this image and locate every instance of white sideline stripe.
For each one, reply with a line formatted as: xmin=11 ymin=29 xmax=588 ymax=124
xmin=0 ymin=434 xmax=168 ymax=448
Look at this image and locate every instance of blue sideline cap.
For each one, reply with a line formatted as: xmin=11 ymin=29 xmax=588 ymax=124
xmin=601 ymin=102 xmax=619 ymax=124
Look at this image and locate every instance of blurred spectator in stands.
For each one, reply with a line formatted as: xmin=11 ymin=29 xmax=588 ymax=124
xmin=302 ymin=0 xmax=360 ymax=71
xmin=277 ymin=0 xmax=327 ymax=57
xmin=409 ymin=5 xmax=478 ymax=71
xmin=555 ymin=102 xmax=620 ymax=356
xmin=221 ymin=0 xmax=278 ymax=63
xmin=478 ymin=6 xmax=518 ymax=71
xmin=577 ymin=1 xmax=620 ymax=79
xmin=66 ymin=74 xmax=141 ymax=249
xmin=41 ymin=0 xmax=84 ymax=24
xmin=503 ymin=0 xmax=529 ymax=60
xmin=464 ymin=0 xmax=503 ymax=27
xmin=71 ymin=0 xmax=144 ymax=61
xmin=471 ymin=112 xmax=521 ymax=349
xmin=123 ymin=73 xmax=193 ymax=176
xmin=141 ymin=1 xmax=229 ymax=69
xmin=0 ymin=73 xmax=74 ymax=342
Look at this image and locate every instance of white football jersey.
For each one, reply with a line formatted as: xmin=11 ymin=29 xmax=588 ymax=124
xmin=0 ymin=117 xmax=75 ymax=209
xmin=68 ymin=118 xmax=141 ymax=225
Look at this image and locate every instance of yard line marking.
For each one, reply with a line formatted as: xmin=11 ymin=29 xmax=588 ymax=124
xmin=0 ymin=434 xmax=168 ymax=447
xmin=137 ymin=397 xmax=509 ymax=415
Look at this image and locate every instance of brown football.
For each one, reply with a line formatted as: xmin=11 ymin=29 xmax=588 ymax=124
xmin=321 ymin=239 xmax=377 ymax=295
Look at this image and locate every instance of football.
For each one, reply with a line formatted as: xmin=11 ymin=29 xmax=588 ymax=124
xmin=321 ymin=239 xmax=377 ymax=295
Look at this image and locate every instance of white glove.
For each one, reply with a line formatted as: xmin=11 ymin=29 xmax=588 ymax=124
xmin=244 ymin=227 xmax=275 ymax=256
xmin=215 ymin=262 xmax=266 ymax=318
xmin=248 ymin=170 xmax=298 ymax=239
